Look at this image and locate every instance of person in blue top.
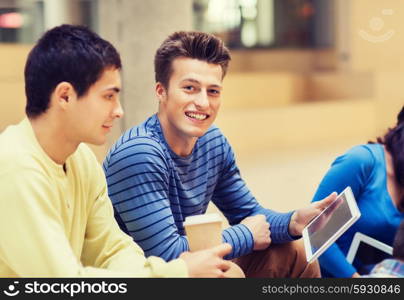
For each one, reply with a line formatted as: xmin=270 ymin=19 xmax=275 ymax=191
xmin=312 ymin=105 xmax=404 ymax=277
xmin=103 ymin=31 xmax=337 ymax=277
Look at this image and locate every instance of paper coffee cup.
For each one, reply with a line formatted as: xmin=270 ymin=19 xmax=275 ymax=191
xmin=184 ymin=213 xmax=223 ymax=252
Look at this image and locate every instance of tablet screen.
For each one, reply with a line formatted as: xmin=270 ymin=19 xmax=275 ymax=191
xmin=346 ymin=232 xmax=393 ymax=275
xmin=308 ymin=194 xmax=349 ymax=251
xmin=354 ymin=241 xmax=392 ymax=275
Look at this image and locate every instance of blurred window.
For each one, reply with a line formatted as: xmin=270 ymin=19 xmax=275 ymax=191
xmin=193 ymin=0 xmax=334 ymax=49
xmin=0 ymin=0 xmax=98 ymax=44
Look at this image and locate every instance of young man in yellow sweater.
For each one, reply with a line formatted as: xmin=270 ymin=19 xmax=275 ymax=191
xmin=0 ymin=24 xmax=235 ymax=278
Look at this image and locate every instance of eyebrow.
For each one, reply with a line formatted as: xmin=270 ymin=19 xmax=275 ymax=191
xmin=181 ymin=78 xmax=222 ymax=89
xmin=104 ymin=87 xmax=121 ymax=93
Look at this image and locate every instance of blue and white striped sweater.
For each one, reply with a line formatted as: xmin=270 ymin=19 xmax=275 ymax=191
xmin=103 ymin=114 xmax=294 ymax=261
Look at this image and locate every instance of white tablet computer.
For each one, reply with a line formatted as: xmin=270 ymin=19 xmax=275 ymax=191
xmin=346 ymin=232 xmax=392 ymax=274
xmin=303 ymin=186 xmax=361 ymax=263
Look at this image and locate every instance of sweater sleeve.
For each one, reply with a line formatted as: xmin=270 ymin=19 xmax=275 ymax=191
xmin=311 ymin=145 xmax=375 ymax=277
xmin=0 ymin=156 xmax=187 ymax=278
xmin=212 ymin=138 xmax=294 ymax=259
xmin=104 ymin=137 xmax=190 ymax=262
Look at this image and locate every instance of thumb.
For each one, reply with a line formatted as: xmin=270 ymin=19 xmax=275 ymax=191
xmin=316 ymin=192 xmax=337 ymax=210
xmin=211 ymin=243 xmax=232 ymax=257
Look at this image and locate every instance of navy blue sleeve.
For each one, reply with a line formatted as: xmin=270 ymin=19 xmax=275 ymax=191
xmin=212 ymin=137 xmax=294 ymax=257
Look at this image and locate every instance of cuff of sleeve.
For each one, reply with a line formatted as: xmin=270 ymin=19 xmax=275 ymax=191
xmin=268 ymin=211 xmax=296 ymax=243
xmin=222 ymin=224 xmax=254 ymax=259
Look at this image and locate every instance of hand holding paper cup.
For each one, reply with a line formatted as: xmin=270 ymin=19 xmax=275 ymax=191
xmin=184 ymin=213 xmax=223 ymax=252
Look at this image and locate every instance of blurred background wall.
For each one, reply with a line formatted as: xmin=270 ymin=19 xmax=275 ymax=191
xmin=0 ymin=0 xmax=403 ymax=212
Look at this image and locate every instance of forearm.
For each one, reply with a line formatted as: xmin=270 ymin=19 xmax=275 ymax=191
xmin=318 ymin=245 xmax=357 ymax=278
xmin=222 ymin=224 xmax=254 ymax=259
xmin=260 ymin=208 xmax=296 ymax=243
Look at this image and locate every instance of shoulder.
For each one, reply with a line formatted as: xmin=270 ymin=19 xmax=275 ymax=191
xmin=109 ymin=135 xmax=166 ymax=161
xmin=112 ymin=114 xmax=161 ymax=149
xmin=202 ymin=125 xmax=225 ymax=140
xmin=198 ymin=125 xmax=229 ymax=149
xmin=0 ymin=123 xmax=28 ymax=166
xmin=107 ymin=115 xmax=166 ymax=159
xmin=104 ymin=135 xmax=169 ymax=176
xmin=0 ymin=126 xmax=46 ymax=175
xmin=326 ymin=144 xmax=382 ymax=183
xmin=334 ymin=144 xmax=378 ymax=168
xmin=0 ymin=147 xmax=53 ymax=193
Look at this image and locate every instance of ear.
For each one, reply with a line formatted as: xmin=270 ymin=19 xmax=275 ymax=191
xmin=155 ymin=82 xmax=167 ymax=103
xmin=52 ymin=82 xmax=76 ymax=111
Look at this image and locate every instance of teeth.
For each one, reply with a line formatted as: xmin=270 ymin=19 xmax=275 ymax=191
xmin=186 ymin=112 xmax=207 ymax=120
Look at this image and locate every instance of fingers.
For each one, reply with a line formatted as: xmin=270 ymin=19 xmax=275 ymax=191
xmin=217 ymin=259 xmax=231 ymax=272
xmin=215 ymin=260 xmax=231 ymax=278
xmin=328 ymin=191 xmax=338 ymax=200
xmin=179 ymin=251 xmax=191 ymax=260
xmin=211 ymin=243 xmax=232 ymax=257
xmin=316 ymin=192 xmax=337 ymax=209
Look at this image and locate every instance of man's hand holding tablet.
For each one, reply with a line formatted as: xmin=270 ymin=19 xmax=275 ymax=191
xmin=301 ymin=186 xmax=361 ymax=263
xmin=288 ymin=192 xmax=338 ymax=237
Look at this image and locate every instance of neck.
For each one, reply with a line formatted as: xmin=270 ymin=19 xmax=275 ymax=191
xmin=157 ymin=113 xmax=197 ymax=157
xmin=29 ymin=114 xmax=79 ymax=165
xmin=385 ymin=147 xmax=395 ymax=177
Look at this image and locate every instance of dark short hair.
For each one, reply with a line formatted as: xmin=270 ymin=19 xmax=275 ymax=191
xmin=393 ymin=220 xmax=404 ymax=260
xmin=25 ymin=24 xmax=121 ymax=118
xmin=154 ymin=31 xmax=231 ymax=88
xmin=370 ymin=105 xmax=404 ymax=210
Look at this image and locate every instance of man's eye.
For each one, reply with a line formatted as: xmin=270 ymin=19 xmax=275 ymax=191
xmin=209 ymin=89 xmax=220 ymax=95
xmin=105 ymin=94 xmax=114 ymax=100
xmin=184 ymin=86 xmax=195 ymax=91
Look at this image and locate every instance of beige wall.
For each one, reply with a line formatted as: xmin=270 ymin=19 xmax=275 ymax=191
xmin=229 ymin=49 xmax=337 ymax=73
xmin=349 ymin=0 xmax=404 ymax=72
xmin=345 ymin=0 xmax=404 ymax=134
xmin=1 ymin=0 xmax=403 ymax=163
xmin=216 ymin=98 xmax=378 ymax=157
xmin=0 ymin=44 xmax=31 ymax=133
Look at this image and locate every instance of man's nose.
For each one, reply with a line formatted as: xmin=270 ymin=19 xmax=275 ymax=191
xmin=193 ymin=90 xmax=209 ymax=109
xmin=113 ymin=100 xmax=124 ymax=118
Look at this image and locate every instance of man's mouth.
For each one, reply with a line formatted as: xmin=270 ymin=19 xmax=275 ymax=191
xmin=185 ymin=111 xmax=209 ymax=121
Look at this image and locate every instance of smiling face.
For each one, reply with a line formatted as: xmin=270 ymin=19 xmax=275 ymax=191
xmin=157 ymin=57 xmax=223 ymax=155
xmin=65 ymin=67 xmax=123 ymax=146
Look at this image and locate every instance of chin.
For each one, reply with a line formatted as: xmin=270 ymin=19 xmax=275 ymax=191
xmin=187 ymin=128 xmax=207 ymax=138
xmin=87 ymin=137 xmax=107 ymax=146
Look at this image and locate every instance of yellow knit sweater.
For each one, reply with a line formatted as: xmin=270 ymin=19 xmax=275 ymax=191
xmin=0 ymin=119 xmax=187 ymax=277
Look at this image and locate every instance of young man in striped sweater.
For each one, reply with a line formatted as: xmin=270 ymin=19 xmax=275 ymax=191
xmin=103 ymin=31 xmax=337 ymax=277
xmin=0 ymin=25 xmax=233 ymax=278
